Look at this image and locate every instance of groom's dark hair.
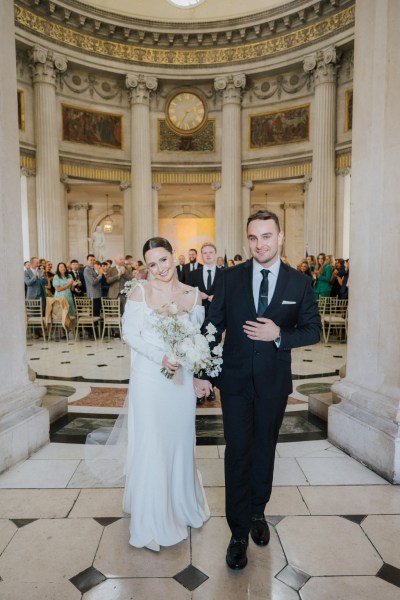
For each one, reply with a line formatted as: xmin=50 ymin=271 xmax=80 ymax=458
xmin=247 ymin=210 xmax=281 ymax=232
xmin=143 ymin=237 xmax=173 ymax=259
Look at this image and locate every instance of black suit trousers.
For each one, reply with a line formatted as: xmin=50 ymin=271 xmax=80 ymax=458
xmin=220 ymin=380 xmax=287 ymax=539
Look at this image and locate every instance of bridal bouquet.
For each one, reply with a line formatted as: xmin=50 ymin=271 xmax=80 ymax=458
xmin=151 ymin=304 xmax=223 ymax=380
xmin=120 ymin=279 xmax=139 ymax=297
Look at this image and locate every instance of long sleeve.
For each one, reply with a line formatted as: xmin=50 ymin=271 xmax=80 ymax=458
xmin=122 ymin=300 xmax=165 ymax=365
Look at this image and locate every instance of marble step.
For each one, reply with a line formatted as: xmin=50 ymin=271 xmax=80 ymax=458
xmin=308 ymin=391 xmax=341 ymax=422
xmin=41 ymin=394 xmax=68 ymax=424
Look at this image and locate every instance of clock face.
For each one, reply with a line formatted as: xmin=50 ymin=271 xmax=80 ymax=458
xmin=166 ymin=91 xmax=207 ymax=135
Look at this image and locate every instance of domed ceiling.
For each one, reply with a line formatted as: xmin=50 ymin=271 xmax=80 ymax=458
xmin=81 ymin=0 xmax=293 ymax=22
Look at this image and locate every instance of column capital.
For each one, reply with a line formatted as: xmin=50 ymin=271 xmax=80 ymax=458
xmin=20 ymin=167 xmax=36 ymax=177
xmin=125 ymin=73 xmax=158 ymax=105
xmin=214 ymin=74 xmax=246 ymax=104
xmin=242 ymin=180 xmax=254 ymax=191
xmin=68 ymin=203 xmax=89 ymax=211
xmin=152 ymin=182 xmax=162 ymax=192
xmin=29 ymin=45 xmax=67 ymax=85
xmin=211 ymin=182 xmax=221 ymax=191
xmin=336 ymin=166 xmax=352 ymax=176
xmin=119 ymin=180 xmax=131 ymax=191
xmin=303 ymin=46 xmax=340 ymax=85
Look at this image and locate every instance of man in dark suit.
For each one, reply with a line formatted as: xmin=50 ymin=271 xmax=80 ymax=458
xmin=202 ymin=210 xmax=321 ymax=570
xmin=187 ymin=243 xmax=222 ymax=317
xmin=176 ymin=254 xmax=186 ymax=282
xmin=182 ymin=248 xmax=202 ymax=283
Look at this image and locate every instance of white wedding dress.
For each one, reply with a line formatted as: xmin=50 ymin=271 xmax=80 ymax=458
xmin=122 ymin=283 xmax=210 ymax=550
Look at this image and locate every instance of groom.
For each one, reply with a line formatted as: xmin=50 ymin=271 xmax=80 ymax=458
xmin=202 ymin=210 xmax=321 ymax=570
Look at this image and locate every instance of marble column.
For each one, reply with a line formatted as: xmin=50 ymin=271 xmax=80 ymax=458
xmin=335 ymin=167 xmax=351 ymax=259
xmin=242 ymin=181 xmax=254 ymax=257
xmin=304 ymin=47 xmax=338 ymax=255
xmin=152 ymin=183 xmax=161 ymax=237
xmin=30 ymin=46 xmax=67 ymax=263
xmin=0 ymin=1 xmax=47 ymax=474
xmin=329 ymin=0 xmax=400 ymax=483
xmin=20 ymin=168 xmax=37 ymax=260
xmin=125 ymin=74 xmax=158 ymax=259
xmin=120 ymin=181 xmax=132 ymax=255
xmin=302 ymin=175 xmax=312 ymax=257
xmin=68 ymin=203 xmax=89 ymax=262
xmin=211 ymin=182 xmax=223 ymax=256
xmin=214 ymin=74 xmax=246 ymax=258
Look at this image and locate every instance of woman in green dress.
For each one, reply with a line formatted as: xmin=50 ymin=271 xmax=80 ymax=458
xmin=313 ymin=253 xmax=332 ymax=299
xmin=53 ymin=262 xmax=79 ymax=316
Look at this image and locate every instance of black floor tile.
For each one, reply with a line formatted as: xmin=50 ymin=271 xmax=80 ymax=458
xmin=97 ymin=364 xmax=108 ymax=367
xmin=93 ymin=517 xmax=122 ymax=527
xmin=70 ymin=566 xmax=106 ymax=594
xmin=377 ymin=563 xmax=400 ymax=589
xmin=11 ymin=519 xmax=37 ymax=528
xmin=341 ymin=514 xmax=367 ymax=525
xmin=174 ymin=564 xmax=209 ymax=591
xmin=276 ymin=564 xmax=310 ymax=591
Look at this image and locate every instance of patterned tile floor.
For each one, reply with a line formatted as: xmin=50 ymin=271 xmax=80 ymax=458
xmin=0 ymin=338 xmax=399 ymax=599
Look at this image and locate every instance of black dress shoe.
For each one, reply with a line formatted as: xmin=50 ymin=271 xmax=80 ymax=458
xmin=250 ymin=515 xmax=270 ymax=546
xmin=226 ymin=536 xmax=248 ymax=570
xmin=206 ymin=389 xmax=216 ymax=402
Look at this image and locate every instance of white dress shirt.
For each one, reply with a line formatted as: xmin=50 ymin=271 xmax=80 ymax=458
xmin=202 ymin=265 xmax=217 ymax=290
xmin=252 ymin=257 xmax=281 ymax=312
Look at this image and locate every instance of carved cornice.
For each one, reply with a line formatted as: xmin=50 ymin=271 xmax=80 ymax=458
xmin=15 ymin=2 xmax=355 ymax=68
xmin=249 ymin=70 xmax=312 ymax=101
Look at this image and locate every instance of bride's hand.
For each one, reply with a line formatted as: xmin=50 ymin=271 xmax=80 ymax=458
xmin=162 ymin=355 xmax=179 ymax=375
xmin=193 ymin=377 xmax=213 ymax=398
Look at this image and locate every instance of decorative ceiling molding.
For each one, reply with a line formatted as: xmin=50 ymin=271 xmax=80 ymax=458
xmin=15 ymin=1 xmax=355 ymax=68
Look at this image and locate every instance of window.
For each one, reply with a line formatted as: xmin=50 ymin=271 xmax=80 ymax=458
xmin=168 ymin=0 xmax=204 ymax=8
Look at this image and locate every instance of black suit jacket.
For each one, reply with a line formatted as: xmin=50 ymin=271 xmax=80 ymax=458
xmin=182 ymin=262 xmax=202 ymax=284
xmin=176 ymin=264 xmax=185 ymax=283
xmin=187 ymin=266 xmax=223 ymax=314
xmin=204 ymin=259 xmax=321 ymax=398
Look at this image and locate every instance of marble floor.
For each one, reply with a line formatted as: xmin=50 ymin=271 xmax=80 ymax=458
xmin=0 ymin=338 xmax=399 ymax=599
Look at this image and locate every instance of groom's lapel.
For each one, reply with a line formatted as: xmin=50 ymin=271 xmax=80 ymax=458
xmin=243 ymin=260 xmax=257 ymax=318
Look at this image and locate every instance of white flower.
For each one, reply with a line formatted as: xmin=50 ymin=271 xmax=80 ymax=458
xmin=206 ymin=323 xmax=217 ymax=335
xmin=151 ymin=309 xmax=223 ymax=381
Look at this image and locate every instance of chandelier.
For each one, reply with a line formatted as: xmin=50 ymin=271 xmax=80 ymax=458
xmin=103 ymin=193 xmax=113 ymax=233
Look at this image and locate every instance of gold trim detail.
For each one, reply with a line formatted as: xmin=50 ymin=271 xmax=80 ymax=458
xmin=18 ymin=90 xmax=25 ymax=132
xmin=152 ymin=172 xmax=220 ymax=184
xmin=336 ymin=154 xmax=352 ymax=169
xmin=243 ymin=162 xmax=312 ymax=181
xmin=60 ymin=162 xmax=130 ymax=181
xmin=20 ymin=154 xmax=35 ymax=170
xmin=15 ymin=5 xmax=355 ymax=67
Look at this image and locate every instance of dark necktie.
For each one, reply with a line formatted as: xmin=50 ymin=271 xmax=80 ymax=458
xmin=206 ymin=269 xmax=212 ymax=293
xmin=257 ymin=269 xmax=270 ymax=316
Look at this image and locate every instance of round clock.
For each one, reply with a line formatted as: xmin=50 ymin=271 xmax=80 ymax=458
xmin=166 ymin=90 xmax=207 ymax=136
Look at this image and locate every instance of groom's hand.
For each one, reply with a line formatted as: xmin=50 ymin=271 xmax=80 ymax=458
xmin=194 ymin=377 xmax=213 ymax=398
xmin=243 ymin=318 xmax=280 ymax=342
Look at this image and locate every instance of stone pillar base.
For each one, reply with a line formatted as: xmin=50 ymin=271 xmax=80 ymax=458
xmin=0 ymin=384 xmax=49 ymax=474
xmin=328 ymin=383 xmax=400 ymax=484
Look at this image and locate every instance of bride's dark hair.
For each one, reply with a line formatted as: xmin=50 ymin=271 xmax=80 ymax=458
xmin=143 ymin=237 xmax=173 ymax=259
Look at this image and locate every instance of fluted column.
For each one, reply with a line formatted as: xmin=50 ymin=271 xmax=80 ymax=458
xmin=335 ymin=167 xmax=351 ymax=259
xmin=68 ymin=203 xmax=89 ymax=261
xmin=0 ymin=2 xmax=47 ymax=474
xmin=126 ymin=74 xmax=158 ymax=259
xmin=329 ymin=0 xmax=400 ymax=483
xmin=304 ymin=47 xmax=338 ymax=255
xmin=242 ymin=181 xmax=254 ymax=255
xmin=211 ymin=182 xmax=223 ymax=256
xmin=120 ymin=181 xmax=132 ymax=255
xmin=214 ymin=74 xmax=246 ymax=258
xmin=152 ymin=183 xmax=161 ymax=237
xmin=30 ymin=46 xmax=67 ymax=263
xmin=302 ymin=174 xmax=312 ymax=256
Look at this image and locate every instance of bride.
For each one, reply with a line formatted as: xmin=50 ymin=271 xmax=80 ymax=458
xmin=122 ymin=237 xmax=211 ymax=551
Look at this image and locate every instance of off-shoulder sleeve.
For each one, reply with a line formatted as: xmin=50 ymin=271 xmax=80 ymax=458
xmin=190 ymin=304 xmax=205 ymax=328
xmin=122 ymin=300 xmax=165 ymax=365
